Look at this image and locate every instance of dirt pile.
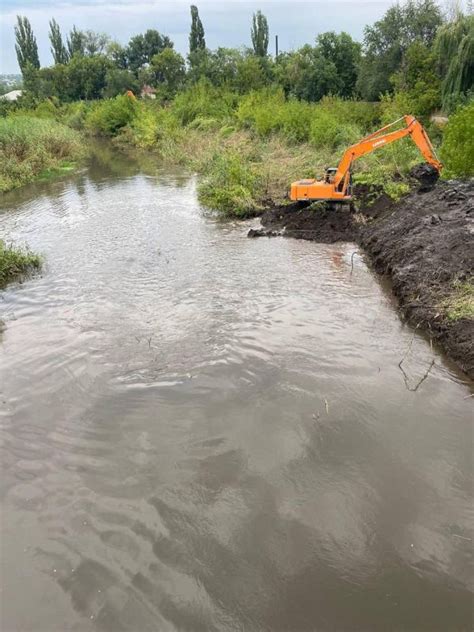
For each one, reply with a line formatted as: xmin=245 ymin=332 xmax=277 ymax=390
xmin=248 ymin=179 xmax=474 ymax=378
xmin=409 ymin=163 xmax=440 ymax=190
xmin=361 ymin=180 xmax=474 ymax=376
xmin=258 ymin=202 xmax=357 ymax=243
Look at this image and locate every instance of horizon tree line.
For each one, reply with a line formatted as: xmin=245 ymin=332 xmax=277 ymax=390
xmin=11 ymin=2 xmax=474 ymax=111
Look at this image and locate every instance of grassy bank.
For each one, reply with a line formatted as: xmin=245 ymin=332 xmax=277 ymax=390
xmin=2 ymin=87 xmax=471 ymax=215
xmin=0 ymin=240 xmax=41 ymax=288
xmin=73 ymin=86 xmax=444 ymax=216
xmin=0 ymin=116 xmax=84 ymax=193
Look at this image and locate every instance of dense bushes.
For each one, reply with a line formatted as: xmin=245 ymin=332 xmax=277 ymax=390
xmin=85 ymin=94 xmax=138 ymax=136
xmin=0 ymin=116 xmax=84 ymax=192
xmin=440 ymin=102 xmax=474 ymax=178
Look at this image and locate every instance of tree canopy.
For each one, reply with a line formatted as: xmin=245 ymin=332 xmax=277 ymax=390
xmin=15 ymin=16 xmax=40 ymax=73
xmin=251 ymin=11 xmax=269 ymax=57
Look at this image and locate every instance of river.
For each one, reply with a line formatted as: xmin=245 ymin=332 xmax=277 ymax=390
xmin=1 ymin=147 xmax=472 ymax=631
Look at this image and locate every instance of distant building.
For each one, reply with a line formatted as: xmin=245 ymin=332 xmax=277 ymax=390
xmin=0 ymin=90 xmax=23 ymax=101
xmin=140 ymin=85 xmax=157 ymax=99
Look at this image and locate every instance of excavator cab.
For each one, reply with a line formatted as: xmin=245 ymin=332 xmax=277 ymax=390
xmin=324 ymin=168 xmax=337 ymax=184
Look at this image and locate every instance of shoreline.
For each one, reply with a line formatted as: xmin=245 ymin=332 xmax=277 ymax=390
xmin=249 ymin=180 xmax=474 ymax=379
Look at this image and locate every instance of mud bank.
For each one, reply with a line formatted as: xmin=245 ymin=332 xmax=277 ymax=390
xmin=249 ymin=180 xmax=474 ymax=378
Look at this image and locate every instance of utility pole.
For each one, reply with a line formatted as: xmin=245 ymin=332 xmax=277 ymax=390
xmin=275 ymin=34 xmax=279 ymax=60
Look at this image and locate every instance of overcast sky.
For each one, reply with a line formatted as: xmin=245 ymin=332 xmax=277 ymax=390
xmin=0 ymin=0 xmax=453 ymax=74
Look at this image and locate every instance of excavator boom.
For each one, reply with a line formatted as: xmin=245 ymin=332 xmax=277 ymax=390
xmin=290 ymin=115 xmax=442 ymax=202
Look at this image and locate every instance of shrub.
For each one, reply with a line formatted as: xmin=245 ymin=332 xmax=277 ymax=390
xmin=0 ymin=240 xmax=41 ymax=288
xmin=85 ymin=94 xmax=138 ymax=136
xmin=236 ymin=89 xmax=285 ymax=136
xmin=172 ymin=80 xmax=238 ymax=125
xmin=0 ymin=116 xmax=84 ymax=192
xmin=198 ymin=151 xmax=262 ymax=216
xmin=309 ymin=110 xmax=361 ymax=149
xmin=440 ymin=102 xmax=474 ymax=178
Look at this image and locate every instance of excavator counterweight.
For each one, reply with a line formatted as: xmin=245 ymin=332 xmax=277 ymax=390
xmin=290 ymin=115 xmax=442 ymax=203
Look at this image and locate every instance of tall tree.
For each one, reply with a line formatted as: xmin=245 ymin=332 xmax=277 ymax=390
xmin=83 ymin=31 xmax=110 ymax=56
xmin=357 ymin=0 xmax=443 ymax=100
xmin=316 ymin=32 xmax=361 ymax=97
xmin=251 ymin=10 xmax=269 ymax=57
xmin=49 ymin=19 xmax=69 ymax=65
xmin=189 ymin=5 xmax=206 ymax=54
xmin=126 ymin=30 xmax=173 ymax=72
xmin=434 ymin=13 xmax=474 ymax=108
xmin=14 ymin=15 xmax=40 ymax=72
xmin=67 ymin=26 xmax=86 ymax=57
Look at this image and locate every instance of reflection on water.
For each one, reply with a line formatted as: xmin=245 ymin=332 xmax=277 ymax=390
xmin=1 ymin=148 xmax=473 ymax=631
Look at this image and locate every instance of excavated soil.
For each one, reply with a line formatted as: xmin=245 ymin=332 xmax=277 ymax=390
xmin=249 ymin=178 xmax=474 ymax=379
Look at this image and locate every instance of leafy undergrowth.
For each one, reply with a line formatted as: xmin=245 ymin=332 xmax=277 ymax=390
xmin=0 ymin=116 xmax=84 ymax=192
xmin=0 ymin=240 xmax=42 ymax=288
xmin=442 ymin=280 xmax=474 ymax=321
xmin=5 ymin=86 xmax=460 ymax=215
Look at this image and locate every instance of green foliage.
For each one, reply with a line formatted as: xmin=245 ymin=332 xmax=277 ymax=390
xmin=435 ymin=14 xmax=474 ymax=109
xmin=442 ymin=280 xmax=474 ymax=321
xmin=0 ymin=116 xmax=83 ymax=192
xmin=0 ymin=240 xmax=41 ymax=288
xmin=148 ymin=48 xmax=186 ymax=98
xmin=15 ymin=16 xmax=40 ymax=73
xmin=85 ymin=94 xmax=138 ymax=136
xmin=391 ymin=41 xmax=441 ymax=115
xmin=172 ymin=80 xmax=237 ymax=125
xmin=126 ymin=30 xmax=174 ymax=73
xmin=309 ymin=110 xmax=361 ymax=149
xmin=440 ymin=101 xmax=474 ymax=178
xmin=276 ymin=46 xmax=341 ymax=102
xmin=357 ymin=0 xmax=443 ymax=100
xmin=236 ymin=89 xmax=285 ymax=136
xmin=251 ymin=11 xmax=269 ymax=57
xmin=103 ymin=68 xmax=139 ymax=98
xmin=49 ymin=19 xmax=69 ymax=65
xmin=198 ymin=151 xmax=261 ymax=216
xmin=189 ymin=5 xmax=206 ymax=54
xmin=316 ymin=32 xmax=361 ymax=98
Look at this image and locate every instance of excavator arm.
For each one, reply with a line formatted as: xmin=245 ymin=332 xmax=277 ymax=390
xmin=333 ymin=115 xmax=442 ymax=192
xmin=290 ymin=115 xmax=442 ymax=202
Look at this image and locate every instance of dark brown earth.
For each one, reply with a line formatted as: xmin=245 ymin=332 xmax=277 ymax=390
xmin=249 ymin=176 xmax=474 ymax=379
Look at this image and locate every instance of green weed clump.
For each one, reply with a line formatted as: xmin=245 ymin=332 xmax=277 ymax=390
xmin=0 ymin=116 xmax=84 ymax=192
xmin=0 ymin=240 xmax=41 ymax=288
xmin=198 ymin=151 xmax=262 ymax=217
xmin=442 ymin=280 xmax=474 ymax=321
xmin=171 ymin=81 xmax=238 ymax=125
xmin=85 ymin=94 xmax=138 ymax=136
xmin=309 ymin=110 xmax=361 ymax=149
xmin=440 ymin=102 xmax=474 ymax=178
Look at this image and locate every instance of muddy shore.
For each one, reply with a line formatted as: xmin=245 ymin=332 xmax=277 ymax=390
xmin=249 ymin=179 xmax=474 ymax=379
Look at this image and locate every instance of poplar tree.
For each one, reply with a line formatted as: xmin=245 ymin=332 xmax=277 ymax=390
xmin=251 ymin=10 xmax=269 ymax=57
xmin=14 ymin=15 xmax=40 ymax=72
xmin=49 ymin=19 xmax=69 ymax=65
xmin=67 ymin=26 xmax=86 ymax=57
xmin=189 ymin=5 xmax=206 ymax=53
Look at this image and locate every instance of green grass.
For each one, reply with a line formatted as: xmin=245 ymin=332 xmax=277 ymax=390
xmin=0 ymin=240 xmax=41 ymax=288
xmin=442 ymin=281 xmax=474 ymax=321
xmin=0 ymin=116 xmax=84 ymax=192
xmin=7 ymin=89 xmax=448 ymax=216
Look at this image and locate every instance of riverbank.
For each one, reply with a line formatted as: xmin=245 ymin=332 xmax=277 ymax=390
xmin=0 ymin=116 xmax=84 ymax=193
xmin=251 ymin=178 xmax=474 ymax=378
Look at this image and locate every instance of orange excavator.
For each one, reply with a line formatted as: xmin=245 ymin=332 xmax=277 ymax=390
xmin=290 ymin=115 xmax=442 ymax=203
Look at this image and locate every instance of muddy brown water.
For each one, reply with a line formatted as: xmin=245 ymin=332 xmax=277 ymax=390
xmin=1 ymin=148 xmax=473 ymax=632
